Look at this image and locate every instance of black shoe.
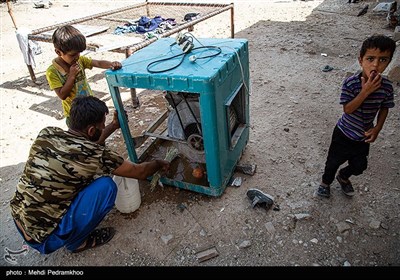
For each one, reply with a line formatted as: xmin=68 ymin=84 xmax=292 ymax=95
xmin=317 ymin=185 xmax=330 ymax=198
xmin=336 ymin=174 xmax=355 ymax=197
xmin=246 ymin=188 xmax=274 ymax=209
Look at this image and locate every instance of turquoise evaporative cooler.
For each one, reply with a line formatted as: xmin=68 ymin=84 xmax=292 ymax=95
xmin=105 ymin=37 xmax=250 ymax=197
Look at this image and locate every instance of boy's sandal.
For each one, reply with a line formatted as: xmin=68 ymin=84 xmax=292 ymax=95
xmin=316 ymin=185 xmax=330 ymax=198
xmin=336 ymin=175 xmax=355 ymax=197
xmin=72 ymin=227 xmax=116 ymax=253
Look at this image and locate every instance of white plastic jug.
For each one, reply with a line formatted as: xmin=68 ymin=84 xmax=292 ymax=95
xmin=113 ymin=175 xmax=141 ymax=213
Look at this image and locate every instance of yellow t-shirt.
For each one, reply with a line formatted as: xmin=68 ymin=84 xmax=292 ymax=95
xmin=46 ymin=56 xmax=94 ymax=118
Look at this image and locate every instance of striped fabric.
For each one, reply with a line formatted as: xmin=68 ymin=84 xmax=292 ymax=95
xmin=337 ymin=72 xmax=394 ymax=141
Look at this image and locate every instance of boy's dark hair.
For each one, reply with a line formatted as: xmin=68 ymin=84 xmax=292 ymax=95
xmin=52 ymin=25 xmax=86 ymax=53
xmin=69 ymin=96 xmax=109 ymax=130
xmin=360 ymin=35 xmax=396 ymax=61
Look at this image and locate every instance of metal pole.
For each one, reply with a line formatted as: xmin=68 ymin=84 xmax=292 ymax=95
xmin=230 ymin=3 xmax=235 ymax=38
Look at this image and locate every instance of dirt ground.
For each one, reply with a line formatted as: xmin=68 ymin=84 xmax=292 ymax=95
xmin=1 ymin=0 xmax=400 ymax=271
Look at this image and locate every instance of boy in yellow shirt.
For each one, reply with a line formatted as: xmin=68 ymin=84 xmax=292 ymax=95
xmin=46 ymin=25 xmax=122 ymax=130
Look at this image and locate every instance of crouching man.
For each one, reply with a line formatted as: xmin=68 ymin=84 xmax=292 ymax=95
xmin=10 ymin=96 xmax=169 ymax=254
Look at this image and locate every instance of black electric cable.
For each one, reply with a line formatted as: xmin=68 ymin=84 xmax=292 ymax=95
xmin=167 ymin=91 xmax=187 ymax=140
xmin=191 ymin=46 xmax=222 ymax=60
xmin=180 ymin=92 xmax=202 ymax=136
xmin=146 ymin=46 xmax=222 ymax=73
xmin=147 ymin=52 xmax=186 ymax=73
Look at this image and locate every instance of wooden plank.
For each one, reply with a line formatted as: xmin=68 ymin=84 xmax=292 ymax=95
xmin=196 ymin=246 xmax=219 ymax=263
xmin=99 ymin=16 xmax=140 ymax=24
xmin=86 ymin=34 xmax=142 ymax=52
xmin=41 ymin=24 xmax=109 ymax=38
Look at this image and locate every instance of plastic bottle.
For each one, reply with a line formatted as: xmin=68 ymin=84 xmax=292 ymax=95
xmin=113 ymin=175 xmax=141 ymax=213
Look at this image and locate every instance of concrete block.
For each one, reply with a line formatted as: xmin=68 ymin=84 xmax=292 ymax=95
xmin=345 ymin=60 xmax=361 ymax=79
xmin=394 ymin=26 xmax=400 ymax=42
xmin=384 ymin=45 xmax=400 ymax=83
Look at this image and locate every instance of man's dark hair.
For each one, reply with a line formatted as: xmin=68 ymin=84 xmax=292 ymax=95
xmin=360 ymin=35 xmax=396 ymax=61
xmin=69 ymin=96 xmax=109 ymax=130
xmin=52 ymin=25 xmax=86 ymax=53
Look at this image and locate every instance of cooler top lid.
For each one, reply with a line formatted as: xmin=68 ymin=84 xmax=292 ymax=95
xmin=106 ymin=37 xmax=248 ymax=81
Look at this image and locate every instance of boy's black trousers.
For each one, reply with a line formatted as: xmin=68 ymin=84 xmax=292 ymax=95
xmin=322 ymin=125 xmax=370 ymax=185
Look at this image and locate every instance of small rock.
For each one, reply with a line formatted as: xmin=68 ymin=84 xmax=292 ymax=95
xmin=369 ymin=220 xmax=381 ymax=229
xmin=265 ymin=222 xmax=276 ymax=234
xmin=343 ymin=260 xmax=351 ymax=267
xmin=294 ymin=213 xmax=311 ymax=220
xmin=161 ymin=234 xmax=173 ymax=245
xmin=380 ymin=223 xmax=389 ymax=230
xmin=336 ymin=221 xmax=351 ymax=233
xmin=310 ymin=238 xmax=318 ymax=244
xmin=238 ymin=240 xmax=251 ymax=249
